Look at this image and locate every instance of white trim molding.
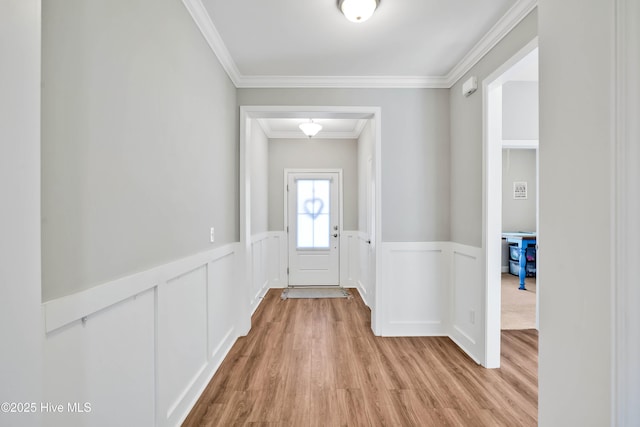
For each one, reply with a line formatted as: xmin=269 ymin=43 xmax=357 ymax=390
xmin=482 ymin=37 xmax=539 ymax=369
xmin=181 ymin=0 xmax=242 ymax=86
xmin=444 ymin=0 xmax=538 ymax=87
xmin=240 ymin=105 xmax=383 ymax=334
xmin=43 ymin=244 xmax=238 ymax=333
xmin=237 ymin=74 xmax=449 ymax=89
xmin=502 ymin=139 xmax=539 ymax=149
xmin=181 ymin=0 xmax=537 ymax=89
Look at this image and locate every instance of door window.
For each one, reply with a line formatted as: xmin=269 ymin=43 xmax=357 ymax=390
xmin=296 ymin=179 xmax=330 ymax=249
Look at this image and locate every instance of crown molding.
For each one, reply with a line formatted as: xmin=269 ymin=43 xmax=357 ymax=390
xmin=181 ymin=0 xmax=242 ymax=86
xmin=236 ymin=75 xmax=449 ymax=89
xmin=444 ymin=0 xmax=538 ymax=87
xmin=182 ymin=0 xmax=537 ymax=89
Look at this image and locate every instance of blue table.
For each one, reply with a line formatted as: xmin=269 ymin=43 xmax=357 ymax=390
xmin=502 ymin=232 xmax=536 ymax=290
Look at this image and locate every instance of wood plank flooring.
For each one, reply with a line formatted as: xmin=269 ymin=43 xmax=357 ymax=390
xmin=183 ymin=289 xmax=538 ymax=426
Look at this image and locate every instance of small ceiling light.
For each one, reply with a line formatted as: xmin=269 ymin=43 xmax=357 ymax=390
xmin=338 ymin=0 xmax=379 ymax=23
xmin=299 ymin=119 xmax=322 ymax=138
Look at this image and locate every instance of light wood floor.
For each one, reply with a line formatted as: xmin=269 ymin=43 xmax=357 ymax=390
xmin=183 ymin=289 xmax=538 ymax=426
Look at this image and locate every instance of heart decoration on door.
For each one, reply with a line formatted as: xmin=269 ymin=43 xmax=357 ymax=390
xmin=303 ymin=198 xmax=324 ymax=219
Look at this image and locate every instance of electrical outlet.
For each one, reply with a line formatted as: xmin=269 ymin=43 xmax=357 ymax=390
xmin=210 ymin=227 xmax=215 ymax=243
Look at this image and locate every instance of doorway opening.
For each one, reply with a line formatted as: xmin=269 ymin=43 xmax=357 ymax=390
xmin=483 ymin=39 xmax=539 ymax=368
xmin=239 ymin=106 xmax=382 ymax=333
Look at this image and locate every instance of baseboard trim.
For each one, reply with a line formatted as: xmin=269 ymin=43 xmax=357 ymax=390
xmin=449 ymin=333 xmax=482 ymax=365
xmin=355 ymin=280 xmax=369 ymax=307
xmin=175 ymin=326 xmax=238 ymax=426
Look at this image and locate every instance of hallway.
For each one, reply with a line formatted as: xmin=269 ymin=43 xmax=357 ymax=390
xmin=184 ymin=290 xmax=538 ymax=426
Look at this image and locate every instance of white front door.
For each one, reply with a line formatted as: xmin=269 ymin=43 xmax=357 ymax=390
xmin=287 ymin=171 xmax=340 ymax=286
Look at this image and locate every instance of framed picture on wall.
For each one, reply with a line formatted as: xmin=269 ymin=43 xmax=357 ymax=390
xmin=513 ymin=181 xmax=528 ymax=199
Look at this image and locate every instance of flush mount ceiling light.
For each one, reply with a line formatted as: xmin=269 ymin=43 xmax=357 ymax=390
xmin=299 ymin=119 xmax=323 ymax=138
xmin=338 ymin=0 xmax=379 ymax=23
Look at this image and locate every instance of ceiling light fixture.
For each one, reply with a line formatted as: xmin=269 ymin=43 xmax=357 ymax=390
xmin=338 ymin=0 xmax=379 ymax=23
xmin=299 ymin=119 xmax=322 ymax=138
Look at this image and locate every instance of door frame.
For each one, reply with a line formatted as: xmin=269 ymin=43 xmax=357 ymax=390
xmin=482 ymin=37 xmax=538 ymax=368
xmin=239 ymin=105 xmax=382 ymax=333
xmin=284 ymin=168 xmax=343 ymax=287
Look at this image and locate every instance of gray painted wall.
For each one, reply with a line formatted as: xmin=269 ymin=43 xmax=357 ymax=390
xmin=239 ymin=88 xmax=451 ymax=242
xmin=250 ymin=120 xmax=269 ymax=234
xmin=449 ymin=9 xmax=538 ymax=247
xmin=538 ymin=0 xmax=613 ymax=424
xmin=502 ymin=81 xmax=539 ymax=140
xmin=0 ymin=1 xmax=43 ymax=424
xmin=41 ymin=0 xmax=238 ymax=300
xmin=268 ymin=138 xmax=358 ymax=231
xmin=502 ymin=149 xmax=536 ymax=232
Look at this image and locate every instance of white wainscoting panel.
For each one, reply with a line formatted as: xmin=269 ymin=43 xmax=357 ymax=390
xmin=449 ymin=243 xmax=484 ymax=364
xmin=208 ymin=251 xmax=238 ymax=362
xmin=41 ymin=238 xmax=491 ymax=426
xmin=264 ymin=230 xmax=363 ymax=293
xmin=379 ymin=242 xmax=450 ymax=336
xmin=267 ymin=231 xmax=287 ymax=288
xmin=250 ymin=233 xmax=270 ymax=312
xmin=356 ymin=232 xmax=373 ymax=307
xmin=251 ymin=232 xmax=287 ymax=312
xmin=167 ymin=249 xmax=240 ymax=426
xmin=43 ymin=243 xmax=245 ymax=427
xmin=43 ymin=288 xmax=156 ymax=427
xmin=340 ymin=231 xmax=360 ymax=288
xmin=157 ymin=265 xmax=209 ymax=424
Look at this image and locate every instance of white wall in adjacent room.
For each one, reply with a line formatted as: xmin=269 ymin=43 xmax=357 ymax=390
xmin=502 ymin=81 xmax=538 ymax=140
xmin=502 ymin=149 xmax=537 ymax=232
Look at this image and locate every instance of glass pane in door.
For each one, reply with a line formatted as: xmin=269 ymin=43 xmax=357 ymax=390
xmin=296 ymin=179 xmax=330 ymax=249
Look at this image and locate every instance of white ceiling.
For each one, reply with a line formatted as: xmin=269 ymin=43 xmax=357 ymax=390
xmin=257 ymin=118 xmax=367 ymax=139
xmin=186 ymin=0 xmax=538 ymax=137
xmin=189 ymin=0 xmax=538 ymax=88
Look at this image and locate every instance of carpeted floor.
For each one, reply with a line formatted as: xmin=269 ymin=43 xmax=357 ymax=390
xmin=502 ymin=273 xmax=537 ymax=330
